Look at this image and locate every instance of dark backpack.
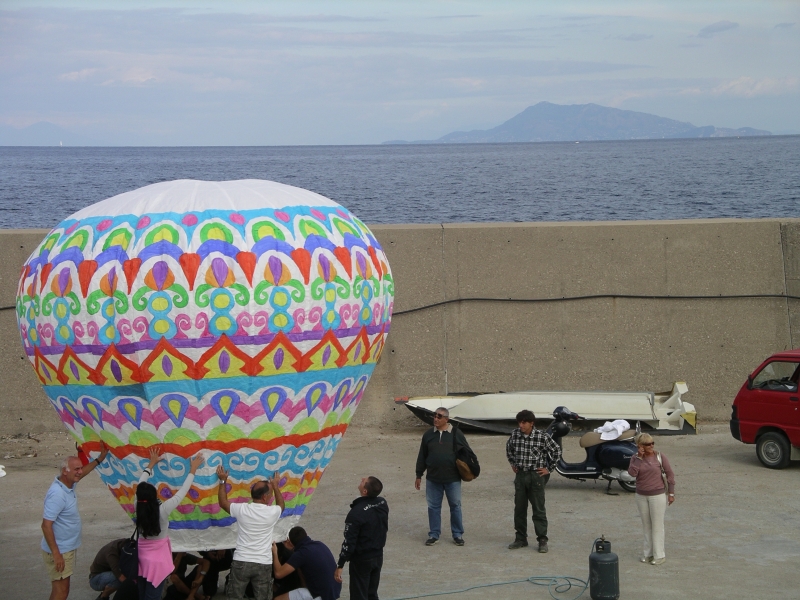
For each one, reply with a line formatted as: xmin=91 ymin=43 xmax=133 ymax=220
xmin=452 ymin=425 xmax=480 ymax=481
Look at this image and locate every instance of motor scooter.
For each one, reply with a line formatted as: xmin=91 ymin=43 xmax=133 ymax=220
xmin=544 ymin=406 xmax=638 ymax=494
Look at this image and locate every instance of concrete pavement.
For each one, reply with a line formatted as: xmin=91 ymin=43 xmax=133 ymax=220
xmin=2 ymin=423 xmax=799 ymax=599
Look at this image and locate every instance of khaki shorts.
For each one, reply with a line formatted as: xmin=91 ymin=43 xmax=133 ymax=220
xmin=42 ymin=549 xmax=76 ymax=580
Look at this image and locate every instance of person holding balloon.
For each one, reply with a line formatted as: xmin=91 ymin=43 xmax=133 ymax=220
xmin=216 ymin=465 xmax=285 ymax=600
xmin=136 ymin=448 xmax=204 ymax=600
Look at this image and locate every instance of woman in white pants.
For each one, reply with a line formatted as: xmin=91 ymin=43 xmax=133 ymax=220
xmin=628 ymin=433 xmax=675 ymax=565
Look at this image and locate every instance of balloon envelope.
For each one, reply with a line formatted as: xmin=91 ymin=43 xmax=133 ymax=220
xmin=16 ymin=179 xmax=393 ymax=549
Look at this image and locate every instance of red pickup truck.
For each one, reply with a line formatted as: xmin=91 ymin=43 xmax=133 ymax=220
xmin=730 ymin=350 xmax=800 ymax=468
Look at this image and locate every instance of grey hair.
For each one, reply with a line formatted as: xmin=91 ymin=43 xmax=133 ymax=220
xmin=60 ymin=456 xmax=79 ymax=472
xmin=435 ymin=407 xmax=449 ymax=417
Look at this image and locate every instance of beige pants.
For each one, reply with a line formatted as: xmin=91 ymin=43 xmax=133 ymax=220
xmin=635 ymin=493 xmax=667 ymax=560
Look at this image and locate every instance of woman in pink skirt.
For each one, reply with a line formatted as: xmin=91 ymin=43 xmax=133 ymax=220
xmin=135 ymin=448 xmax=204 ymax=599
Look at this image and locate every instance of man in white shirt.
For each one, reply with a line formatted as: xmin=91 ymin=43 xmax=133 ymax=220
xmin=217 ymin=466 xmax=285 ymax=600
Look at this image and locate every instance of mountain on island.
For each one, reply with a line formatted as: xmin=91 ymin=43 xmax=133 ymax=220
xmin=384 ymin=102 xmax=771 ymax=144
xmin=0 ymin=121 xmax=99 ymax=146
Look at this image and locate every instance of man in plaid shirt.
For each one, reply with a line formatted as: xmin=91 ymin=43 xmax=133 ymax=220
xmin=506 ymin=410 xmax=562 ymax=552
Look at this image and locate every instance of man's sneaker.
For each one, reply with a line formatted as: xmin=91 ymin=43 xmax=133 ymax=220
xmin=508 ymin=539 xmax=528 ymax=550
xmin=538 ymin=540 xmax=549 ymax=553
xmin=453 ymin=537 xmax=465 ymax=546
xmin=425 ymin=537 xmax=438 ymax=546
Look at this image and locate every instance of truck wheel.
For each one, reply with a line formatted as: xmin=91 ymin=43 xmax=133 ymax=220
xmin=756 ymin=432 xmax=791 ymax=469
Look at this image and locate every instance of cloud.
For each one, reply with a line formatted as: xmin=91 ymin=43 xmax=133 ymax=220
xmin=774 ymin=22 xmax=794 ymax=29
xmin=427 ymin=15 xmax=480 ymax=20
xmin=58 ymin=68 xmax=99 ymax=82
xmin=712 ymin=76 xmax=800 ymax=98
xmin=698 ymin=21 xmax=738 ymax=38
xmin=616 ymin=34 xmax=653 ymax=42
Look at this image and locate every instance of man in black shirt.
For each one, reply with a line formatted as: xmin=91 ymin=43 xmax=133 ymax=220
xmin=334 ymin=477 xmax=388 ymax=600
xmin=272 ymin=527 xmax=341 ymax=600
xmin=414 ymin=407 xmax=470 ymax=546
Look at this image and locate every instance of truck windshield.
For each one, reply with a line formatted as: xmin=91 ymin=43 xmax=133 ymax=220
xmin=751 ymin=361 xmax=800 ymax=391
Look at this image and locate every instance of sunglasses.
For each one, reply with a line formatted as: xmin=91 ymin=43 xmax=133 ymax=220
xmin=433 ymin=413 xmax=448 ymax=419
xmin=641 ymin=442 xmax=654 ymax=447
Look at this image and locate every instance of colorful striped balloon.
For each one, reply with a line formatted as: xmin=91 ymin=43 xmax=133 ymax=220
xmin=16 ymin=180 xmax=393 ymax=550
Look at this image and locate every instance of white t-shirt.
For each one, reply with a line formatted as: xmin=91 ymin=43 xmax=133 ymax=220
xmin=229 ymin=503 xmax=282 ymax=565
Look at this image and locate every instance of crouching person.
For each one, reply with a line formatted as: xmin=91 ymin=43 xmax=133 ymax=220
xmin=271 ymin=527 xmax=341 ymax=600
xmin=88 ymin=538 xmax=128 ymax=599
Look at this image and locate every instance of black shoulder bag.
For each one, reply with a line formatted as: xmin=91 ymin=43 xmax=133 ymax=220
xmin=452 ymin=425 xmax=481 ymax=481
xmin=119 ymin=526 xmax=139 ymax=582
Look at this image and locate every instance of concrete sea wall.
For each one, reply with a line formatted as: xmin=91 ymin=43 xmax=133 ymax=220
xmin=3 ymin=219 xmax=800 ymax=436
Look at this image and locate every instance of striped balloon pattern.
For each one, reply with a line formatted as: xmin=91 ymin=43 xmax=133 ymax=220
xmin=15 ymin=180 xmax=393 ymax=550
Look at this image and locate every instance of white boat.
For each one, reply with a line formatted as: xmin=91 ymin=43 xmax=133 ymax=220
xmin=396 ymin=382 xmax=696 ymax=434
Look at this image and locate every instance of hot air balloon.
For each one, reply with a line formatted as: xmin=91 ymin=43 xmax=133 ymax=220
xmin=16 ymin=180 xmax=393 ymax=550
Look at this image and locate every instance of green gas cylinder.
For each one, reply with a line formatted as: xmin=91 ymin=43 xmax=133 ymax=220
xmin=589 ymin=537 xmax=619 ymax=600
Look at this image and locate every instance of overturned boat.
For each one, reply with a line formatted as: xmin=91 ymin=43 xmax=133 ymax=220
xmin=396 ymin=382 xmax=696 ymax=435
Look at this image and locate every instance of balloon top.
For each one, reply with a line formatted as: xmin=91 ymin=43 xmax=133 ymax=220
xmin=70 ymin=179 xmax=339 ymax=220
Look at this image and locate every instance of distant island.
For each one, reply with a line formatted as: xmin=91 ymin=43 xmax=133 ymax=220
xmin=384 ymin=102 xmax=771 ymax=144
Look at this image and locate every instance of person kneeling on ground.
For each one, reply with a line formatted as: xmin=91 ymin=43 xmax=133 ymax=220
xmin=216 ymin=466 xmax=285 ymax=600
xmin=166 ymin=550 xmax=233 ymax=600
xmin=272 ymin=526 xmax=341 ymax=600
xmin=88 ymin=538 xmax=130 ymax=599
xmin=334 ymin=477 xmax=388 ymax=600
xmin=164 ymin=552 xmax=210 ymax=600
xmin=198 ymin=550 xmax=234 ymax=598
xmin=272 ymin=542 xmax=303 ymax=598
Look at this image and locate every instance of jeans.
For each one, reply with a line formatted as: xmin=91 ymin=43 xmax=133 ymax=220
xmin=227 ymin=560 xmax=273 ymax=600
xmin=89 ymin=571 xmax=120 ymax=592
xmin=425 ymin=479 xmax=463 ymax=539
xmin=137 ymin=577 xmax=167 ymax=600
xmin=349 ymin=555 xmax=383 ymax=600
xmin=513 ymin=470 xmax=549 ymax=542
xmin=636 ymin=493 xmax=667 ymax=560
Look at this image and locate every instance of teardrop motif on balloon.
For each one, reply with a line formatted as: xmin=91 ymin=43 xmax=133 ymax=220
xmin=82 ymin=397 xmax=105 ymax=429
xmin=160 ymin=393 xmax=189 ymax=427
xmin=60 ymin=397 xmax=85 ymax=426
xmin=259 ymin=387 xmax=287 ymax=421
xmin=333 ymin=380 xmax=351 ymax=410
xmin=118 ymin=398 xmax=143 ymax=429
xmin=305 ymin=382 xmax=327 ymax=415
xmin=210 ymin=390 xmax=240 ymax=424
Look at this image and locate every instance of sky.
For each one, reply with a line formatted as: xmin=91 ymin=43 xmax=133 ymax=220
xmin=1 ymin=0 xmax=798 ymax=145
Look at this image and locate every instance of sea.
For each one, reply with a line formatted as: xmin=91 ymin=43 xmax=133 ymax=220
xmin=1 ymin=135 xmax=798 ymax=229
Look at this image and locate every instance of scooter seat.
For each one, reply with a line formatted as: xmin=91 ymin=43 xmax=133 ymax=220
xmin=579 ymin=429 xmax=636 ymax=448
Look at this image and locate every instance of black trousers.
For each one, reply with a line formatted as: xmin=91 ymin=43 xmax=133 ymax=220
xmin=349 ymin=555 xmax=383 ymax=600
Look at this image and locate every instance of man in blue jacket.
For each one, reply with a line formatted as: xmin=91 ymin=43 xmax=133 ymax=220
xmin=334 ymin=477 xmax=388 ymax=600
